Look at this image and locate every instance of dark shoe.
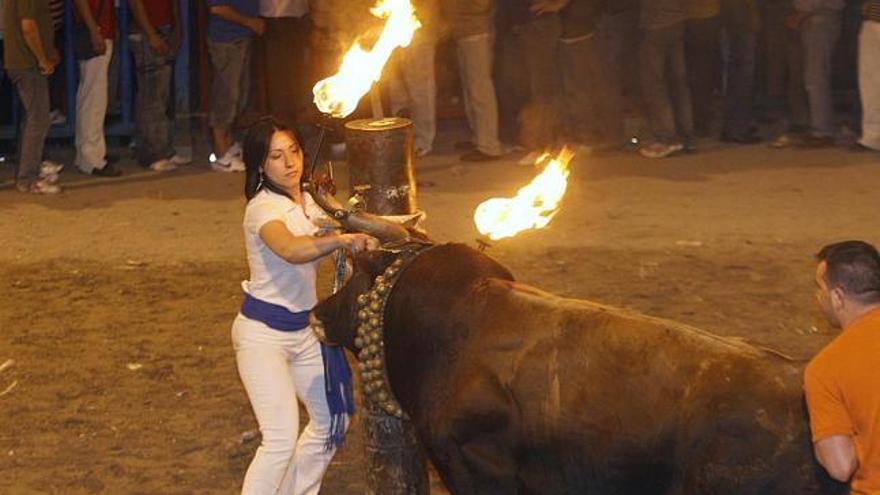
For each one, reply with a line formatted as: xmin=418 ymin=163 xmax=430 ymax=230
xmin=797 ymin=135 xmax=835 ymax=148
xmin=92 ymin=163 xmax=122 ymax=177
xmin=460 ymin=150 xmax=500 ymax=162
xmin=849 ymin=142 xmax=879 ymax=152
xmin=455 ymin=141 xmax=476 ymax=152
xmin=720 ymin=133 xmax=762 ymax=144
xmin=105 ymin=154 xmax=120 ymax=165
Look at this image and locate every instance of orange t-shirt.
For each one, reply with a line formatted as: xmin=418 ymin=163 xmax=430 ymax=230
xmin=805 ymin=308 xmax=880 ymax=495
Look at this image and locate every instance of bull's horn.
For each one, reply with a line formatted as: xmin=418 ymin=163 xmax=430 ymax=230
xmin=305 ymin=183 xmax=411 ymax=244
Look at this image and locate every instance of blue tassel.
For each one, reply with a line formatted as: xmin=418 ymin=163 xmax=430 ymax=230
xmin=320 ymin=343 xmax=355 ymax=451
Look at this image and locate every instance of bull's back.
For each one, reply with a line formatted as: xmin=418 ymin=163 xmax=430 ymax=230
xmin=459 ymin=280 xmax=837 ymax=494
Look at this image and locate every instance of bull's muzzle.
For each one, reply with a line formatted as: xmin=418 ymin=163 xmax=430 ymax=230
xmin=309 ymin=313 xmax=327 ymax=342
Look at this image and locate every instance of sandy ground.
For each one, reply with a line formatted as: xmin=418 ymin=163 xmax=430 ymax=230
xmin=1 ymin=127 xmax=880 ymax=494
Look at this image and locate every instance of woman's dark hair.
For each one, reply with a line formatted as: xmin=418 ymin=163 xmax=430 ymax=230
xmin=243 ymin=116 xmax=305 ymax=201
xmin=817 ymin=240 xmax=880 ymax=304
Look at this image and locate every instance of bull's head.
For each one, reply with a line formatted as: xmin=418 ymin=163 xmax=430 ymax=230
xmin=311 ymin=249 xmax=401 ymax=350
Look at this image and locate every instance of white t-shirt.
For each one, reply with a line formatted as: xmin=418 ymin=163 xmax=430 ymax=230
xmin=242 ymin=189 xmax=329 ymax=313
xmin=260 ymin=0 xmax=308 ymax=18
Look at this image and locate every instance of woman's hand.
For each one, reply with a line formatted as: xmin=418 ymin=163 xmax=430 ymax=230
xmin=339 ymin=233 xmax=379 ymax=255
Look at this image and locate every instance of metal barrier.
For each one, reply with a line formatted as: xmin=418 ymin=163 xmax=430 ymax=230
xmin=1 ymin=0 xmax=192 ymax=140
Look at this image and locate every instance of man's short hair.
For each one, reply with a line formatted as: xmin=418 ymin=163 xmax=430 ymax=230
xmin=817 ymin=240 xmax=880 ymax=305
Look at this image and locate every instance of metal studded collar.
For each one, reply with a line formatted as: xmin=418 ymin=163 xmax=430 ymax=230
xmin=353 ymin=243 xmax=434 ymax=419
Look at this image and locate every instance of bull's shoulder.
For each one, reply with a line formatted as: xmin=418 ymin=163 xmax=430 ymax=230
xmin=410 ymin=243 xmax=515 ymax=282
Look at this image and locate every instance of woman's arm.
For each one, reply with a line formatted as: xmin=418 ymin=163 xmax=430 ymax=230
xmin=259 ymin=221 xmax=377 ymax=264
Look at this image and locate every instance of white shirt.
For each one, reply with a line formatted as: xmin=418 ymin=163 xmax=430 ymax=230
xmin=242 ymin=189 xmax=329 ymax=313
xmin=260 ymin=0 xmax=309 ymax=18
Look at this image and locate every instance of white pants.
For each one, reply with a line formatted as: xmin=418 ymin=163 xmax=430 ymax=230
xmin=859 ymin=21 xmax=880 ymax=151
xmin=389 ymin=34 xmax=437 ymax=154
xmin=456 ymin=33 xmax=502 ymax=156
xmin=232 ymin=314 xmax=340 ymax=495
xmin=75 ymin=39 xmax=112 ymax=173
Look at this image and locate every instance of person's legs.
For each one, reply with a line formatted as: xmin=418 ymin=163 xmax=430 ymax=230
xmin=594 ymin=11 xmax=635 ymax=147
xmin=639 ymin=27 xmax=677 ymax=144
xmin=130 ymin=29 xmax=175 ymax=167
xmin=722 ymin=31 xmax=758 ymax=139
xmin=801 ymin=12 xmax=842 ymax=138
xmin=456 ymin=33 xmax=502 ymax=157
xmin=519 ymin=15 xmax=564 ymax=149
xmin=785 ymin=24 xmax=810 ymax=131
xmin=667 ymin=23 xmax=694 ymax=144
xmin=686 ymin=15 xmax=721 ymax=135
xmin=858 ymin=21 xmax=880 ymax=150
xmin=283 ymin=331 xmax=340 ymax=495
xmin=397 ymin=35 xmax=437 ymax=154
xmin=75 ymin=39 xmax=113 ymax=173
xmin=559 ymin=33 xmax=601 ymax=144
xmin=493 ymin=29 xmax=529 ymax=146
xmin=208 ymin=38 xmax=248 ymax=159
xmin=265 ymin=17 xmax=308 ymax=126
xmin=233 ymin=317 xmax=302 ymax=495
xmin=9 ymin=68 xmax=51 ymax=188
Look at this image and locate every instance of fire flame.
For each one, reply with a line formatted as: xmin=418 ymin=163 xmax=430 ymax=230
xmin=474 ymin=148 xmax=575 ymax=241
xmin=312 ymin=0 xmax=421 ymax=118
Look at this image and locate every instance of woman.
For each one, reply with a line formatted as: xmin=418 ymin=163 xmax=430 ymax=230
xmin=233 ymin=117 xmax=376 ymax=495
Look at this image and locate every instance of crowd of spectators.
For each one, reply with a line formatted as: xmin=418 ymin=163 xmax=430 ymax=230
xmin=1 ymin=0 xmax=879 ymax=194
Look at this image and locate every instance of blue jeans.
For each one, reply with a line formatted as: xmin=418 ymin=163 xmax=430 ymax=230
xmin=800 ymin=11 xmax=842 ymax=137
xmin=130 ymin=27 xmax=175 ymax=166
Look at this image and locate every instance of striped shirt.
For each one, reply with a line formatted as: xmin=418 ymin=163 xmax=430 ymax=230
xmin=49 ymin=0 xmax=62 ymax=30
xmin=866 ymin=0 xmax=880 ymax=22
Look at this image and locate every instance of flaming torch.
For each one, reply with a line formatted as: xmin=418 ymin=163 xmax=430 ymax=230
xmin=312 ymin=0 xmax=422 ymax=119
xmin=306 ymin=0 xmax=423 ymax=216
xmin=474 ymin=148 xmax=575 ymax=241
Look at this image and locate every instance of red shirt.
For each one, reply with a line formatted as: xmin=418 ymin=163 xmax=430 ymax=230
xmin=75 ymin=0 xmax=116 ymax=39
xmin=141 ymin=0 xmax=174 ymax=29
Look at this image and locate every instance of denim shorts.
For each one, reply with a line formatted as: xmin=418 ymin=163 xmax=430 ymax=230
xmin=208 ymin=37 xmax=252 ymax=128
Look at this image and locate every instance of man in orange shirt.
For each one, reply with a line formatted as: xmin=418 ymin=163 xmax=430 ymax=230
xmin=805 ymin=240 xmax=880 ymax=494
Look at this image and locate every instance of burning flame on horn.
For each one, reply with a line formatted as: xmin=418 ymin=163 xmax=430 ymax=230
xmin=474 ymin=148 xmax=575 ymax=241
xmin=312 ymin=0 xmax=421 ymax=118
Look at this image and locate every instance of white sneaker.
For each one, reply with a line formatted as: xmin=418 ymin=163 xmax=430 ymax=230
xmin=40 ymin=160 xmax=64 ymax=183
xmin=518 ymin=151 xmax=544 ymax=166
xmin=148 ymin=159 xmax=177 ymax=172
xmin=49 ymin=110 xmax=66 ymax=125
xmin=17 ymin=178 xmax=61 ymax=194
xmin=228 ymin=142 xmax=243 ymax=157
xmin=169 ymin=153 xmax=192 ymax=166
xmin=211 ymin=151 xmax=245 ymax=173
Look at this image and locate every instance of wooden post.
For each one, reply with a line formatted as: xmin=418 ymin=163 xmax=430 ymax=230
xmin=344 ymin=116 xmax=428 ymax=495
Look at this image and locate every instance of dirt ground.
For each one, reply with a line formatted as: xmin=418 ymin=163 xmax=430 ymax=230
xmin=1 ymin=127 xmax=879 ymax=494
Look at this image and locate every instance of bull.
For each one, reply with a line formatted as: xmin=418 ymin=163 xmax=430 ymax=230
xmin=311 ymin=241 xmax=846 ymax=495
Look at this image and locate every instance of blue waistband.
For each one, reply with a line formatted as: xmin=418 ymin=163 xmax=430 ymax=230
xmin=239 ymin=291 xmax=354 ymax=451
xmin=240 ymin=292 xmax=310 ymax=332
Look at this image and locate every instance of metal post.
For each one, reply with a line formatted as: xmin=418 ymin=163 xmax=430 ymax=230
xmin=344 ymin=116 xmax=428 ymax=495
xmin=344 ymin=117 xmax=418 ymax=216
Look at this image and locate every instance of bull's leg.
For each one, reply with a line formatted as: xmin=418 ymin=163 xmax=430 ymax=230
xmin=419 ymin=374 xmax=518 ymax=495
